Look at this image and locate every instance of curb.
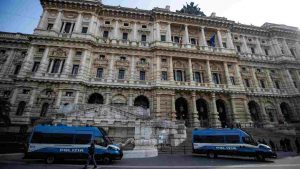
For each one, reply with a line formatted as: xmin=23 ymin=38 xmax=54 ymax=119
xmin=0 ymin=153 xmax=23 ymax=157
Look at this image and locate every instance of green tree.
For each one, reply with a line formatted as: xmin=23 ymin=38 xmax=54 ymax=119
xmin=177 ymin=2 xmax=206 ymax=16
xmin=0 ymin=97 xmax=11 ymax=126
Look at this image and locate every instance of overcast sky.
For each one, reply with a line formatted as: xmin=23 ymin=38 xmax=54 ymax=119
xmin=0 ymin=0 xmax=299 ymax=34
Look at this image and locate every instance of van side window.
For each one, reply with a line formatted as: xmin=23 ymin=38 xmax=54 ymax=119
xmin=242 ymin=136 xmax=257 ymax=146
xmin=225 ymin=135 xmax=240 ymax=143
xmin=95 ymin=137 xmax=107 ymax=147
xmin=31 ymin=133 xmax=74 ymax=144
xmin=194 ymin=135 xmax=225 ymax=143
xmin=74 ymin=134 xmax=92 ymax=144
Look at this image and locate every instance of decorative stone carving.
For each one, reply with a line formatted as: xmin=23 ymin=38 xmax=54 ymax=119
xmin=49 ymin=47 xmax=67 ymax=58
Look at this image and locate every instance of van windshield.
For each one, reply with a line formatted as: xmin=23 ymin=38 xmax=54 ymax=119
xmin=242 ymin=136 xmax=258 ymax=146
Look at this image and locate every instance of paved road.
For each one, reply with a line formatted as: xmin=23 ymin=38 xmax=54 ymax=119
xmin=0 ymin=152 xmax=299 ymax=169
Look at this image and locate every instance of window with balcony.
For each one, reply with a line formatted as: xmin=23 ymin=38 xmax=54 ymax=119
xmin=251 ymin=47 xmax=255 ymax=54
xmin=141 ymin=35 xmax=147 ymax=42
xmin=103 ymin=31 xmax=109 ymax=38
xmin=96 ymin=68 xmax=103 ymax=78
xmin=122 ymin=33 xmax=128 ymax=40
xmin=260 ymin=80 xmax=265 ymax=88
xmin=191 ymin=38 xmax=196 ymax=45
xmin=265 ymin=49 xmax=269 ymax=56
xmin=194 ymin=72 xmax=202 ymax=83
xmin=81 ymin=27 xmax=88 ymax=34
xmin=118 ymin=69 xmax=125 ymax=80
xmin=140 ymin=71 xmax=146 ymax=81
xmin=161 ymin=71 xmax=167 ymax=81
xmin=230 ymin=76 xmax=236 ymax=85
xmin=14 ymin=64 xmax=21 ymax=75
xmin=32 ymin=61 xmax=40 ymax=72
xmin=47 ymin=23 xmax=53 ymax=30
xmin=71 ymin=65 xmax=79 ymax=75
xmin=244 ymin=79 xmax=250 ymax=87
xmin=212 ymin=73 xmax=221 ymax=84
xmin=161 ymin=35 xmax=166 ymax=42
xmin=237 ymin=45 xmax=241 ymax=52
xmin=60 ymin=22 xmax=74 ymax=34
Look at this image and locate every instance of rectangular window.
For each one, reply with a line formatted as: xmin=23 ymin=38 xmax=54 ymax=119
xmin=118 ymin=69 xmax=125 ymax=80
xmin=103 ymin=31 xmax=109 ymax=38
xmin=96 ymin=68 xmax=103 ymax=78
xmin=47 ymin=23 xmax=53 ymax=30
xmin=194 ymin=72 xmax=201 ymax=83
xmin=76 ymin=51 xmax=82 ymax=56
xmin=161 ymin=35 xmax=166 ymax=42
xmin=230 ymin=76 xmax=236 ymax=85
xmin=212 ymin=73 xmax=221 ymax=84
xmin=140 ymin=71 xmax=146 ymax=81
xmin=244 ymin=79 xmax=250 ymax=87
xmin=265 ymin=49 xmax=269 ymax=56
xmin=161 ymin=71 xmax=168 ymax=81
xmin=275 ymin=81 xmax=280 ymax=89
xmin=71 ymin=65 xmax=79 ymax=75
xmin=222 ymin=42 xmax=227 ymax=48
xmin=251 ymin=47 xmax=255 ymax=54
xmin=32 ymin=62 xmax=40 ymax=72
xmin=175 ymin=70 xmax=183 ymax=81
xmin=14 ymin=65 xmax=21 ymax=75
xmin=65 ymin=92 xmax=73 ymax=97
xmin=260 ymin=80 xmax=265 ymax=88
xmin=64 ymin=22 xmax=72 ymax=33
xmin=237 ymin=45 xmax=241 ymax=52
xmin=141 ymin=35 xmax=147 ymax=42
xmin=191 ymin=38 xmax=196 ymax=45
xmin=81 ymin=27 xmax=88 ymax=34
xmin=173 ymin=36 xmax=180 ymax=43
xmin=294 ymin=81 xmax=298 ymax=88
xmin=290 ymin=49 xmax=295 ymax=56
xmin=122 ymin=33 xmax=128 ymax=40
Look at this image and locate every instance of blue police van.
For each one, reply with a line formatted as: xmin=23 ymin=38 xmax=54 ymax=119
xmin=24 ymin=125 xmax=123 ymax=164
xmin=192 ymin=128 xmax=277 ymax=161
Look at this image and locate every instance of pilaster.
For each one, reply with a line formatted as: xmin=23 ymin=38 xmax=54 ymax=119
xmin=36 ymin=47 xmax=50 ymax=77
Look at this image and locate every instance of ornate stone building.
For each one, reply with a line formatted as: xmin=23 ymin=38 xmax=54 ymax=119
xmin=0 ymin=0 xmax=300 ymax=154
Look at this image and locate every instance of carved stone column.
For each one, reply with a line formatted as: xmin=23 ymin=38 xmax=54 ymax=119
xmin=129 ymin=56 xmax=135 ymax=83
xmin=52 ymin=10 xmax=62 ymax=33
xmin=210 ymin=93 xmax=221 ymax=127
xmin=256 ymin=37 xmax=264 ymax=55
xmin=132 ymin=22 xmax=138 ymax=45
xmin=251 ymin=67 xmax=259 ymax=88
xmin=74 ymin=12 xmax=82 ymax=33
xmin=61 ymin=49 xmax=74 ymax=78
xmin=78 ymin=50 xmax=88 ymax=80
xmin=88 ymin=15 xmax=95 ymax=35
xmin=55 ymin=90 xmax=62 ymax=107
xmin=243 ymin=99 xmax=253 ymax=125
xmin=37 ymin=9 xmax=49 ymax=30
xmin=112 ymin=20 xmax=119 ymax=43
xmin=230 ymin=95 xmax=238 ymax=123
xmin=226 ymin=31 xmax=234 ymax=49
xmin=206 ymin=60 xmax=213 ymax=84
xmin=168 ymin=56 xmax=174 ymax=82
xmin=271 ymin=38 xmax=282 ymax=56
xmin=223 ymin=62 xmax=231 ymax=86
xmin=36 ymin=47 xmax=50 ymax=76
xmin=74 ymin=91 xmax=80 ymax=104
xmin=166 ymin=23 xmax=172 ymax=42
xmin=283 ymin=39 xmax=292 ymax=56
xmin=171 ymin=94 xmax=176 ymax=121
xmin=155 ymin=22 xmax=160 ymax=41
xmin=19 ymin=46 xmax=35 ymax=77
xmin=156 ymin=94 xmax=161 ymax=118
xmin=217 ymin=29 xmax=223 ymax=48
xmin=108 ymin=55 xmax=115 ymax=82
xmin=266 ymin=69 xmax=275 ymax=89
xmin=29 ymin=89 xmax=36 ymax=106
xmin=188 ymin=58 xmax=194 ymax=84
xmin=10 ymin=88 xmax=18 ymax=105
xmin=235 ymin=64 xmax=244 ymax=87
xmin=183 ymin=25 xmax=190 ymax=45
xmin=192 ymin=92 xmax=200 ymax=127
xmin=200 ymin=27 xmax=207 ymax=46
xmin=156 ymin=56 xmax=161 ymax=84
xmin=242 ymin=35 xmax=249 ymax=53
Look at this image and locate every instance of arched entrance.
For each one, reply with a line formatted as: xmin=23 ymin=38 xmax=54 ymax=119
xmin=134 ymin=95 xmax=149 ymax=108
xmin=248 ymin=101 xmax=261 ymax=123
xmin=196 ymin=99 xmax=208 ymax=127
xmin=280 ymin=102 xmax=292 ymax=123
xmin=175 ymin=97 xmax=188 ymax=120
xmin=88 ymin=93 xmax=104 ymax=104
xmin=40 ymin=103 xmax=49 ymax=117
xmin=216 ymin=99 xmax=227 ymax=128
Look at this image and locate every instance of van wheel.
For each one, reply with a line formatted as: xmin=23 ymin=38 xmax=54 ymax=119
xmin=45 ymin=155 xmax=55 ymax=164
xmin=207 ymin=151 xmax=217 ymax=159
xmin=102 ymin=156 xmax=111 ymax=165
xmin=256 ymin=154 xmax=265 ymax=161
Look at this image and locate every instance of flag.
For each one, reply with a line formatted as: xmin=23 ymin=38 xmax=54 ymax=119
xmin=209 ymin=34 xmax=216 ymax=47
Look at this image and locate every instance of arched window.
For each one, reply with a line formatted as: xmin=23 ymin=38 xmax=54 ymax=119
xmin=134 ymin=95 xmax=149 ymax=109
xmin=40 ymin=103 xmax=49 ymax=117
xmin=216 ymin=99 xmax=227 ymax=128
xmin=175 ymin=97 xmax=188 ymax=120
xmin=88 ymin=93 xmax=104 ymax=104
xmin=16 ymin=101 xmax=26 ymax=116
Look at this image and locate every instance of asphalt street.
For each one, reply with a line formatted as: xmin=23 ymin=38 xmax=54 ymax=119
xmin=0 ymin=152 xmax=299 ymax=169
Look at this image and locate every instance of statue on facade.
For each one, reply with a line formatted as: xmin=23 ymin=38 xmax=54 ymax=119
xmin=177 ymin=2 xmax=206 ymax=16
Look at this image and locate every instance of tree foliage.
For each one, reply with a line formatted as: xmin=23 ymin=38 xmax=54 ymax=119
xmin=0 ymin=97 xmax=11 ymax=126
xmin=177 ymin=2 xmax=206 ymax=16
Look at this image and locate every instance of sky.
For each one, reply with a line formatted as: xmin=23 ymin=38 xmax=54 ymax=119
xmin=0 ymin=0 xmax=299 ymax=34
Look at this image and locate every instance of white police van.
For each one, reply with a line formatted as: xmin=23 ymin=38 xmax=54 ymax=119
xmin=192 ymin=128 xmax=277 ymax=161
xmin=24 ymin=125 xmax=123 ymax=164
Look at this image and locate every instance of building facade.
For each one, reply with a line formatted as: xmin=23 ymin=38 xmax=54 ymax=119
xmin=1 ymin=0 xmax=300 ymax=148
